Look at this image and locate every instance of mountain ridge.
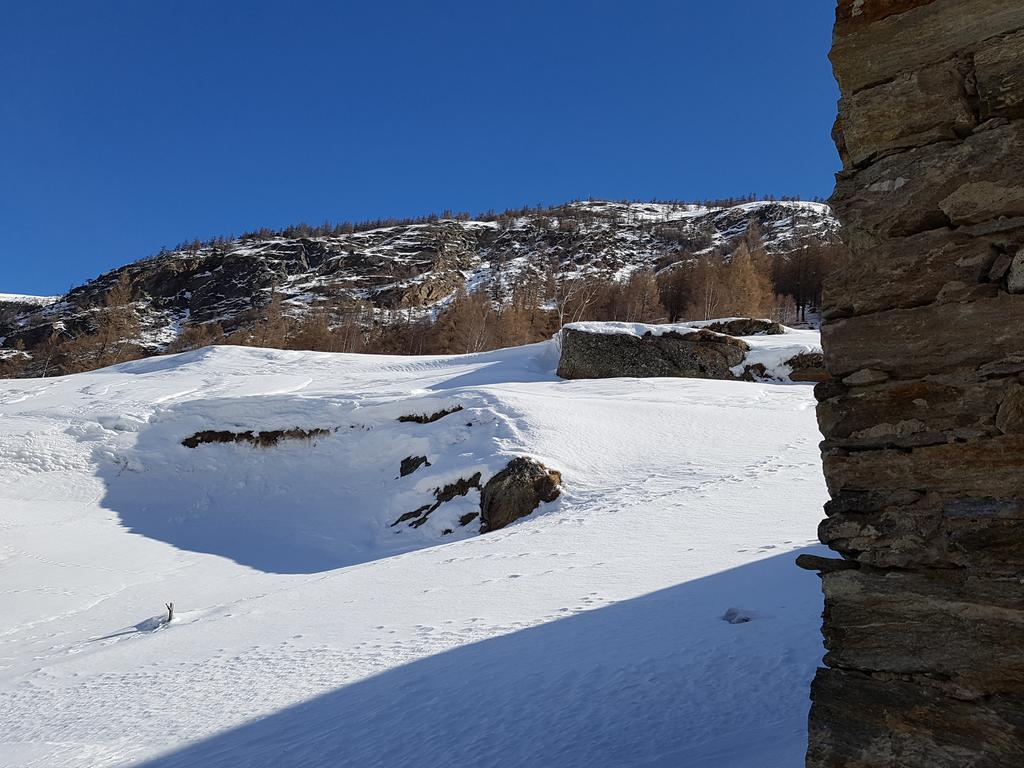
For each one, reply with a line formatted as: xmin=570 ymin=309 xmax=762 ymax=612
xmin=0 ymin=198 xmax=840 ymax=373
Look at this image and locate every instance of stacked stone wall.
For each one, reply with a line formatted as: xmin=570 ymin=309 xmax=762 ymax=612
xmin=806 ymin=2 xmax=1024 ymax=765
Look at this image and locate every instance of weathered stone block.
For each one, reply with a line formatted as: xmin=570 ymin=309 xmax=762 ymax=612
xmin=819 ymin=494 xmax=1024 ymax=570
xmin=831 ymin=122 xmax=1024 ymax=238
xmin=820 ymin=568 xmax=1024 ymax=692
xmin=1008 ymin=247 xmax=1024 ymax=293
xmin=786 ymin=353 xmax=830 ymax=382
xmin=807 ymin=668 xmax=1024 ymax=768
xmin=839 ymin=59 xmax=975 ymax=167
xmin=821 ymin=292 xmax=1024 ymax=378
xmin=821 ymin=228 xmax=1014 ymax=318
xmin=817 ymin=378 xmax=1006 ymax=448
xmin=831 ymin=0 xmax=1024 ymax=95
xmin=823 ymin=435 xmax=1024 ymax=498
xmin=940 ymin=181 xmax=1024 ymax=226
xmin=975 ymin=28 xmax=1024 ymax=119
xmin=556 ymin=327 xmax=747 ymax=380
xmin=997 ymin=384 xmax=1024 ymax=433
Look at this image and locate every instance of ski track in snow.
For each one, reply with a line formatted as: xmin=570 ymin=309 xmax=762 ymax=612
xmin=0 ymin=336 xmax=828 ymax=767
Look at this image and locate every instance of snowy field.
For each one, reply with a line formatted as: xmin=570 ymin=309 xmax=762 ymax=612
xmin=0 ymin=336 xmax=828 ymax=767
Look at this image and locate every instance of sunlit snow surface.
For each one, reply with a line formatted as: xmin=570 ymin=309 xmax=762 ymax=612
xmin=0 ymin=338 xmax=828 ymax=767
xmin=0 ymin=293 xmax=61 ymax=306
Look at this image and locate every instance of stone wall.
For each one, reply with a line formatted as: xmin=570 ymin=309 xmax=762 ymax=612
xmin=804 ymin=2 xmax=1024 ymax=765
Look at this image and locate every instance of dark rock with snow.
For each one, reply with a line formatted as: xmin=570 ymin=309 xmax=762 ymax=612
xmin=721 ymin=608 xmax=753 ymax=624
xmin=557 ymin=327 xmax=749 ymax=381
xmin=397 ymin=405 xmax=463 ymax=424
xmin=479 ymin=457 xmax=561 ymax=533
xmin=703 ymin=318 xmax=784 ymax=336
xmin=392 ymin=472 xmax=482 ymax=529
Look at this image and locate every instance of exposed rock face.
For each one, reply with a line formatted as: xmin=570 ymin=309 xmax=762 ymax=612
xmin=785 ymin=353 xmax=829 ymax=383
xmin=557 ymin=328 xmax=749 ymax=380
xmin=0 ymin=200 xmax=838 ymax=363
xmin=557 ymin=324 xmax=826 ymax=383
xmin=805 ymin=2 xmax=1024 ymax=765
xmin=399 ymin=455 xmax=430 ymax=477
xmin=397 ymin=405 xmax=463 ymax=424
xmin=180 ymin=427 xmax=332 ymax=449
xmin=392 ymin=473 xmax=482 ymax=529
xmin=479 ymin=457 xmax=561 ymax=533
xmin=702 ymin=318 xmax=784 ymax=336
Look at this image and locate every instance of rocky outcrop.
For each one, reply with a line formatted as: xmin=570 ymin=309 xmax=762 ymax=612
xmin=702 ymin=318 xmax=784 ymax=336
xmin=0 ymin=200 xmax=838 ymax=367
xmin=392 ymin=473 xmax=482 ymax=529
xmin=399 ymin=455 xmax=430 ymax=477
xmin=181 ymin=427 xmax=332 ymax=449
xmin=557 ymin=323 xmax=825 ymax=383
xmin=397 ymin=405 xmax=463 ymax=424
xmin=557 ymin=328 xmax=749 ymax=380
xmin=479 ymin=457 xmax=561 ymax=533
xmin=804 ymin=3 xmax=1024 ymax=766
xmin=785 ymin=353 xmax=829 ymax=383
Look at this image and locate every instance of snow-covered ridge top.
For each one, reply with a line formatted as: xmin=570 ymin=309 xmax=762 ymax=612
xmin=169 ymin=200 xmax=834 ymax=260
xmin=566 ymin=198 xmax=832 ymax=222
xmin=0 ymin=293 xmax=61 ymax=306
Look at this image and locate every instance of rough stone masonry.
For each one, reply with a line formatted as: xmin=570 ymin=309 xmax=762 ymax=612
xmin=800 ymin=2 xmax=1024 ymax=766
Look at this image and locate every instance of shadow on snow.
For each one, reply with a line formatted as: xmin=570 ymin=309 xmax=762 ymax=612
xmin=136 ymin=547 xmax=826 ymax=768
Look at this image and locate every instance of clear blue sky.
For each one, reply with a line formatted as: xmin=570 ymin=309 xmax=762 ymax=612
xmin=1 ymin=1 xmax=839 ymax=295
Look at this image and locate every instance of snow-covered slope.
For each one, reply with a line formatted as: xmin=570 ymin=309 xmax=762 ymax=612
xmin=0 ymin=293 xmax=61 ymax=307
xmin=0 ymin=338 xmax=828 ymax=767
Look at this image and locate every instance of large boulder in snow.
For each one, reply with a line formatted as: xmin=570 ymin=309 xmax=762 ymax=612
xmin=479 ymin=457 xmax=561 ymax=533
xmin=557 ymin=327 xmax=749 ymax=381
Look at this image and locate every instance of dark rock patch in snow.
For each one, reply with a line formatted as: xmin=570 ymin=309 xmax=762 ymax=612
xmin=435 ymin=474 xmax=483 ymax=504
xmin=722 ymin=608 xmax=753 ymax=624
xmin=399 ymin=455 xmax=431 ymax=477
xmin=391 ymin=505 xmax=433 ymax=528
xmin=181 ymin=427 xmax=332 ymax=449
xmin=704 ymin=318 xmax=784 ymax=336
xmin=397 ymin=405 xmax=464 ymax=424
xmin=394 ymin=473 xmax=482 ymax=529
xmin=480 ymin=457 xmax=562 ymax=533
xmin=740 ymin=362 xmax=769 ymax=381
